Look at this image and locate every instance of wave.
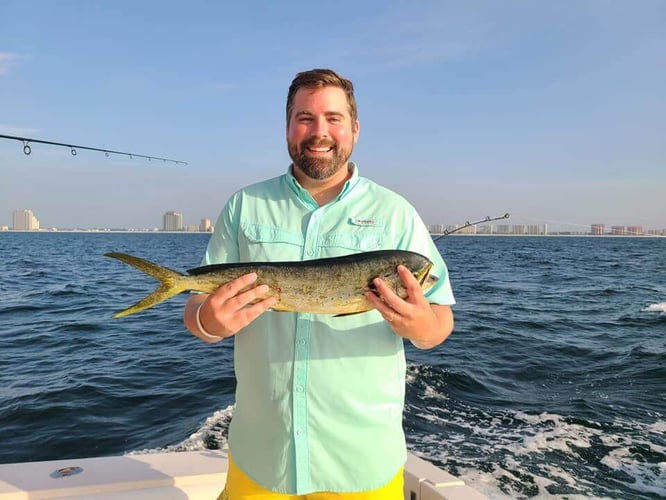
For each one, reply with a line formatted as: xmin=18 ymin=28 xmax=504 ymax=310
xmin=127 ymin=405 xmax=234 ymax=455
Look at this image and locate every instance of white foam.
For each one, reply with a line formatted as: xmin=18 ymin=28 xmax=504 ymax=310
xmin=513 ymin=412 xmax=594 ymax=454
xmin=647 ymin=419 xmax=666 ymax=434
xmin=600 ymin=446 xmax=666 ymax=496
xmin=643 ymin=302 xmax=666 ymax=313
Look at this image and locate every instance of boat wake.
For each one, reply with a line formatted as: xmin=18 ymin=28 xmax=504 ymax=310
xmin=404 ymin=364 xmax=666 ymax=499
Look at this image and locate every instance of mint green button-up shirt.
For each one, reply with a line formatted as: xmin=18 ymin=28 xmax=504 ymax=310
xmin=203 ymin=164 xmax=455 ymax=494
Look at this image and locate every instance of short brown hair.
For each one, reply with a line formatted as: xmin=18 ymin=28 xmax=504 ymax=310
xmin=286 ymin=68 xmax=358 ymax=126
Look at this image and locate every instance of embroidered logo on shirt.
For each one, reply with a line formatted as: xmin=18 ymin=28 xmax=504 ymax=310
xmin=349 ymin=217 xmax=383 ymax=227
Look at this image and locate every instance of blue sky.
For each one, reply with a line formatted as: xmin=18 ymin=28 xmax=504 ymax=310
xmin=1 ymin=1 xmax=664 ymax=231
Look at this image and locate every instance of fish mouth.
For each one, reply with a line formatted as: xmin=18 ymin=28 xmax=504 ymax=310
xmin=417 ymin=263 xmax=438 ymax=290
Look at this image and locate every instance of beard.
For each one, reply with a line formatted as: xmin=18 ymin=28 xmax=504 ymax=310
xmin=288 ymin=137 xmax=353 ymax=181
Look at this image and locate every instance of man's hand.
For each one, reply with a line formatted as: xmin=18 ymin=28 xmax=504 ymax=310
xmin=365 ymin=265 xmax=454 ymax=349
xmin=184 ymin=272 xmax=277 ymax=342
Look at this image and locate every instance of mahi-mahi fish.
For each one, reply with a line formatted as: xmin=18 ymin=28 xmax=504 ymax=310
xmin=105 ymin=250 xmax=437 ymax=318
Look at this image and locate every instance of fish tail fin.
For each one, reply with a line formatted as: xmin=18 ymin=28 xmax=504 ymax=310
xmin=105 ymin=252 xmax=191 ymax=318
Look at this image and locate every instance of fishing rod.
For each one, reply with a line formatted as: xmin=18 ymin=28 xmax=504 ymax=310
xmin=0 ymin=134 xmax=188 ymax=165
xmin=432 ymin=212 xmax=510 ymax=241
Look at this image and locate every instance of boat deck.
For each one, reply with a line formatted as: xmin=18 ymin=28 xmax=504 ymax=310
xmin=0 ymin=450 xmax=487 ymax=499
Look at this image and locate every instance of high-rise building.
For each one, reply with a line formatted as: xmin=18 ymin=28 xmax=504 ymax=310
xmin=12 ymin=209 xmax=40 ymax=230
xmin=458 ymin=224 xmax=477 ymax=235
xmin=627 ymin=225 xmax=643 ymax=236
xmin=200 ymin=218 xmax=212 ymax=232
xmin=163 ymin=211 xmax=183 ymax=231
xmin=591 ymin=224 xmax=605 ymax=235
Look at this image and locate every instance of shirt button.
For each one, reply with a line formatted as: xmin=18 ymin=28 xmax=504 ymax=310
xmin=296 ymin=385 xmax=304 ymax=392
xmin=297 ymin=339 xmax=306 ymax=345
xmin=296 ymin=429 xmax=304 ymax=436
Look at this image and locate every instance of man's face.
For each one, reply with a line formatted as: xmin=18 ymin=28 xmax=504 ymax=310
xmin=287 ymin=86 xmax=359 ymax=181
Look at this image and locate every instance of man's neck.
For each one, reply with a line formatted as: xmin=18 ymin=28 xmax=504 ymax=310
xmin=293 ymin=164 xmax=352 ymax=206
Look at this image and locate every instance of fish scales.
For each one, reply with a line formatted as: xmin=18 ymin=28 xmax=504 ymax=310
xmin=105 ymin=250 xmax=437 ymax=318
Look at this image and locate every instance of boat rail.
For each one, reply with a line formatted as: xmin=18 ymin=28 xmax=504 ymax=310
xmin=0 ymin=450 xmax=487 ymax=499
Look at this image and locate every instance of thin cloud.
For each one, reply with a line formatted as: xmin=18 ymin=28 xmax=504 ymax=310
xmin=318 ymin=3 xmax=490 ymax=71
xmin=361 ymin=39 xmax=480 ymax=69
xmin=0 ymin=52 xmax=22 ymax=75
xmin=364 ymin=4 xmax=489 ymax=68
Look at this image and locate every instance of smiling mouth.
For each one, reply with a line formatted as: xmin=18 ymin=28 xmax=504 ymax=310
xmin=303 ymin=139 xmax=336 ymax=154
xmin=306 ymin=146 xmax=333 ymax=153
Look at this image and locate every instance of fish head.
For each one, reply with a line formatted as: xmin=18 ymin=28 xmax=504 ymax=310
xmin=414 ymin=262 xmax=438 ymax=293
xmin=394 ymin=253 xmax=438 ymax=295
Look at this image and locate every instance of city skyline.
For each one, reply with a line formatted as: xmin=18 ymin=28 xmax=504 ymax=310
xmin=3 ymin=208 xmax=664 ymax=236
xmin=1 ymin=2 xmax=664 ymax=230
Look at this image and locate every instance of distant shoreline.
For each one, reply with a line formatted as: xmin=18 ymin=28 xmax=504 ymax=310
xmin=1 ymin=229 xmax=664 ymax=238
xmin=432 ymin=233 xmax=666 ymax=238
xmin=0 ymin=229 xmax=212 ymax=234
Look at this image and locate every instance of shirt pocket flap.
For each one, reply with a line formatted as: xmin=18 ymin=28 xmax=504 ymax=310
xmin=242 ymin=224 xmax=304 ymax=246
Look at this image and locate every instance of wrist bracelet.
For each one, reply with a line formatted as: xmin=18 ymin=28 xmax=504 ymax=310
xmin=196 ymin=303 xmax=221 ymax=340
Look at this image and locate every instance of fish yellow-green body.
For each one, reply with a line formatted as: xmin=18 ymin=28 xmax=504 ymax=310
xmin=105 ymin=250 xmax=437 ymax=318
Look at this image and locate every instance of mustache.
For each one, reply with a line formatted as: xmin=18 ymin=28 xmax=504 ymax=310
xmin=301 ymin=137 xmax=337 ymax=149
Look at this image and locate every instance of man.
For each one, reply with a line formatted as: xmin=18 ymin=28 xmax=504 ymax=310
xmin=183 ymin=68 xmax=455 ymax=499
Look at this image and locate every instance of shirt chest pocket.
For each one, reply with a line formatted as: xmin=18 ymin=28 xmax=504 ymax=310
xmin=240 ymin=224 xmax=304 ymax=261
xmin=318 ymin=216 xmax=386 ymax=254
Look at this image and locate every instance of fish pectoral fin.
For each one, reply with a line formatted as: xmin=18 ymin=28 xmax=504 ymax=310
xmin=333 ymin=311 xmax=367 ymax=317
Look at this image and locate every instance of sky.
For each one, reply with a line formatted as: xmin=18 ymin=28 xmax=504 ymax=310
xmin=1 ymin=0 xmax=664 ymax=232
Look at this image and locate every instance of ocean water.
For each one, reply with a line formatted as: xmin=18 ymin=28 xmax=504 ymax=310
xmin=0 ymin=232 xmax=664 ymax=499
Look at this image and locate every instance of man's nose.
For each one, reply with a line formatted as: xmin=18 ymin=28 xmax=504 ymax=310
xmin=310 ymin=116 xmax=330 ymax=137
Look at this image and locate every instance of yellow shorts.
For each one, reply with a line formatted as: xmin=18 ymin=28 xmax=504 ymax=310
xmin=218 ymin=454 xmax=404 ymax=500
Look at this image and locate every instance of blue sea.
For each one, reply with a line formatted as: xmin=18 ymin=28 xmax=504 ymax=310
xmin=1 ymin=232 xmax=664 ymax=499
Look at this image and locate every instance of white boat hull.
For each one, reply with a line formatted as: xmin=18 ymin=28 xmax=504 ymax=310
xmin=0 ymin=450 xmax=487 ymax=499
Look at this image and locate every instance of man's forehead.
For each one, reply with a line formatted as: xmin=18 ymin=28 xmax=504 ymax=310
xmin=292 ymin=86 xmax=349 ymax=110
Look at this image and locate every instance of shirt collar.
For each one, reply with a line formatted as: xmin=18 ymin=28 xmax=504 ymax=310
xmin=286 ymin=162 xmax=360 ymax=206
